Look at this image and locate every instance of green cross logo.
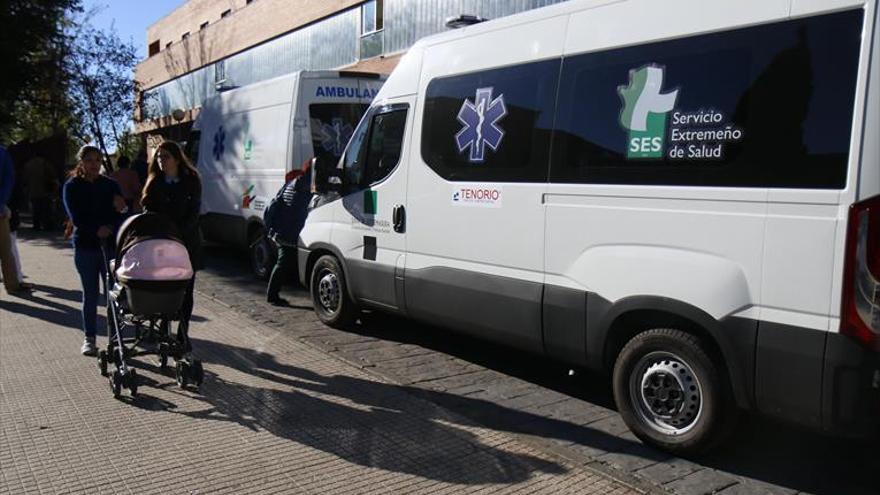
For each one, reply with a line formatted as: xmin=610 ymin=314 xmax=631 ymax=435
xmin=618 ymin=65 xmax=678 ymax=158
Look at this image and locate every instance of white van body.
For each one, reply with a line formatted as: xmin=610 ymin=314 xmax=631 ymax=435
xmin=299 ymin=0 xmax=880 ymax=452
xmin=193 ymin=70 xmax=384 ymax=276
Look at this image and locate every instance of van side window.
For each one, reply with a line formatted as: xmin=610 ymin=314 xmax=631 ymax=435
xmin=364 ymin=109 xmax=407 ymax=185
xmin=343 ymin=105 xmax=408 ymax=189
xmin=421 ymin=59 xmax=559 ymax=182
xmin=550 ymin=9 xmax=863 ymax=189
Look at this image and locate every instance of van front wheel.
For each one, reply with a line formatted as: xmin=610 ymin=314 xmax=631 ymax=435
xmin=612 ymin=328 xmax=735 ymax=454
xmin=310 ymin=255 xmax=358 ymax=328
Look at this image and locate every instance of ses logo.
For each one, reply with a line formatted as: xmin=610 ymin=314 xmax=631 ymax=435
xmin=618 ymin=64 xmax=744 ymax=160
xmin=451 ymin=186 xmax=503 ymax=208
xmin=618 ymin=65 xmax=678 ymax=159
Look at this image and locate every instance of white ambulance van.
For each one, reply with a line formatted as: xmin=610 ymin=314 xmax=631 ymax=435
xmin=298 ymin=0 xmax=880 ymax=453
xmin=192 ymin=70 xmax=384 ymax=277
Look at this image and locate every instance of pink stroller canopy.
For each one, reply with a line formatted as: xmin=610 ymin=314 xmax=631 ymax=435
xmin=115 ymin=239 xmax=193 ymax=281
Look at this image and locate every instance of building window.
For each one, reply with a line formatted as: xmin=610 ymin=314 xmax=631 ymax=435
xmin=221 ymin=9 xmax=232 ymax=18
xmin=200 ymin=21 xmax=209 ymax=30
xmin=148 ymin=40 xmax=160 ymax=56
xmin=165 ymin=41 xmax=172 ymax=49
xmin=181 ymin=31 xmax=190 ymax=40
xmin=361 ymin=0 xmax=383 ymax=35
xmin=215 ymin=59 xmax=226 ymax=84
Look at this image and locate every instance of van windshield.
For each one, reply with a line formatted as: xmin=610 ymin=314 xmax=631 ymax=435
xmin=309 ymin=103 xmax=370 ymax=159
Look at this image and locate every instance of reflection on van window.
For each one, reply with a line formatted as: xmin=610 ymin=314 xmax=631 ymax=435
xmin=364 ymin=109 xmax=407 ymax=185
xmin=343 ymin=105 xmax=408 ymax=190
xmin=551 ymin=9 xmax=863 ymax=189
xmin=422 ymin=59 xmax=559 ymax=183
xmin=309 ymin=103 xmax=370 ymax=158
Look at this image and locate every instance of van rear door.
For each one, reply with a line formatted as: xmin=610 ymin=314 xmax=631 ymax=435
xmin=293 ymin=76 xmax=384 ymax=172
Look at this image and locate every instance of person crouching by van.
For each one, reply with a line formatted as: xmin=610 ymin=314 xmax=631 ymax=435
xmin=62 ymin=145 xmax=125 ymax=355
xmin=141 ymin=141 xmax=202 ymax=355
xmin=265 ymin=160 xmax=314 ymax=306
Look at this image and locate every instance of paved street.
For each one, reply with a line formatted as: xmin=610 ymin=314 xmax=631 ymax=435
xmin=2 ymin=232 xmax=877 ymax=495
xmin=0 ymin=234 xmax=640 ymax=495
xmin=195 ymin=244 xmax=880 ymax=495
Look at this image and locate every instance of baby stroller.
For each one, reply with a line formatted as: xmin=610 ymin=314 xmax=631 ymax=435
xmin=97 ymin=212 xmax=204 ymax=398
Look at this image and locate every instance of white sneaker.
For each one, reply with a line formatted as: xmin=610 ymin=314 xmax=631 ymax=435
xmin=81 ymin=339 xmax=97 ymax=356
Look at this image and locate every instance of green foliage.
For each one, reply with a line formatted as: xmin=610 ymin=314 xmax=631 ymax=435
xmin=0 ymin=1 xmax=142 ymax=170
xmin=0 ymin=0 xmax=81 ymax=143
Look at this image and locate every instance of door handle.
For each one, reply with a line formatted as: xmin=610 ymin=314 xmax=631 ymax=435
xmin=392 ymin=204 xmax=406 ymax=233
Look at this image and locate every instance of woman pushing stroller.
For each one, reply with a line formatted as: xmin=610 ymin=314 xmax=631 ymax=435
xmin=141 ymin=141 xmax=203 ymax=359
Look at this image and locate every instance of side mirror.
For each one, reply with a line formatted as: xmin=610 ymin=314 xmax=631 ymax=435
xmin=312 ymin=154 xmax=341 ymax=194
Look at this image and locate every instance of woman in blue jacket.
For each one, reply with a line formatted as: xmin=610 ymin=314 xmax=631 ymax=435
xmin=62 ymin=146 xmax=124 ymax=356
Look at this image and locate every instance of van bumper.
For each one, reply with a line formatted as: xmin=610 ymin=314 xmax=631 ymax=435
xmin=822 ymin=332 xmax=880 ymax=438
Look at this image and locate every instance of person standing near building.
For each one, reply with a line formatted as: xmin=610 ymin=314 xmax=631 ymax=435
xmin=62 ymin=145 xmax=124 ymax=355
xmin=24 ymin=153 xmax=57 ymax=230
xmin=111 ymin=155 xmax=142 ymax=213
xmin=8 ymin=167 xmax=32 ymax=290
xmin=265 ymin=161 xmax=313 ymax=306
xmin=0 ymin=145 xmax=29 ymax=296
xmin=141 ymin=141 xmax=202 ymax=356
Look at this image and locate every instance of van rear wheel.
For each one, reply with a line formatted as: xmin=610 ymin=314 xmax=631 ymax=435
xmin=612 ymin=328 xmax=736 ymax=454
xmin=310 ymin=255 xmax=358 ymax=328
xmin=249 ymin=227 xmax=275 ymax=280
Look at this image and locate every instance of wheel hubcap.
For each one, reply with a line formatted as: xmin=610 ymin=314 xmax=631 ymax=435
xmin=630 ymin=352 xmax=703 ymax=436
xmin=317 ymin=271 xmax=340 ymax=313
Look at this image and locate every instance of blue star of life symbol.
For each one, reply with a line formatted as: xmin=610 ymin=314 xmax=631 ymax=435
xmin=320 ymin=118 xmax=354 ymax=157
xmin=213 ymin=126 xmax=226 ymax=160
xmin=455 ymin=87 xmax=507 ymax=163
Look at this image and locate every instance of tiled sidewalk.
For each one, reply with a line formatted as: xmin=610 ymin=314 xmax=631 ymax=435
xmin=0 ymin=236 xmax=641 ymax=494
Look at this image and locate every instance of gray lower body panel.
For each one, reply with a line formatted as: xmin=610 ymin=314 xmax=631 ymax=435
xmin=405 ymin=266 xmax=543 ymax=353
xmin=348 ymin=258 xmax=399 ymax=311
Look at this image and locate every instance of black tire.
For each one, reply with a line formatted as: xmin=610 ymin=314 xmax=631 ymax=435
xmin=249 ymin=227 xmax=276 ymax=280
xmin=612 ymin=328 xmax=737 ymax=454
xmin=110 ymin=371 xmax=122 ymax=399
xmin=310 ymin=255 xmax=359 ymax=328
xmin=97 ymin=350 xmax=108 ymax=377
xmin=190 ymin=360 xmax=204 ymax=387
xmin=176 ymin=361 xmax=189 ymax=389
xmin=128 ymin=369 xmax=138 ymax=397
xmin=159 ymin=351 xmax=168 ymax=370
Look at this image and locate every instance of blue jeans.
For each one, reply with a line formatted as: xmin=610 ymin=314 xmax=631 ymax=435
xmin=74 ymin=247 xmax=105 ymax=339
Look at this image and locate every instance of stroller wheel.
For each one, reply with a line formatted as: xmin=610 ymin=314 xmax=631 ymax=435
xmin=159 ymin=351 xmax=168 ymax=369
xmin=189 ymin=360 xmax=204 ymax=387
xmin=97 ymin=350 xmax=108 ymax=377
xmin=127 ymin=369 xmax=139 ymax=397
xmin=110 ymin=371 xmax=122 ymax=398
xmin=176 ymin=361 xmax=189 ymax=389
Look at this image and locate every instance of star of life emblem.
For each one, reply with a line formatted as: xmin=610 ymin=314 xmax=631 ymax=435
xmin=455 ymin=87 xmax=507 ymax=163
xmin=319 ymin=118 xmax=355 ymax=157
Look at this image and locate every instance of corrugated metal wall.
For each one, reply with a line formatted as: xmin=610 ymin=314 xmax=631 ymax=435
xmin=144 ymin=0 xmax=569 ymax=119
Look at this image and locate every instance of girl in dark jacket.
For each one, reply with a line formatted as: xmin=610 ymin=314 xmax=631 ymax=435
xmin=62 ymin=145 xmax=125 ymax=355
xmin=141 ymin=141 xmax=202 ymax=353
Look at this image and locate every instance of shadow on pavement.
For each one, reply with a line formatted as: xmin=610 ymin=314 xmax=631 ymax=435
xmin=197 ymin=245 xmax=880 ymax=495
xmin=133 ymin=339 xmax=578 ymax=485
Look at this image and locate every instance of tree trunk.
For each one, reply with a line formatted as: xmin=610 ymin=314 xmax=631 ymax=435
xmin=82 ymin=81 xmax=113 ymax=173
